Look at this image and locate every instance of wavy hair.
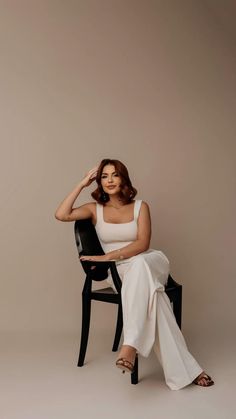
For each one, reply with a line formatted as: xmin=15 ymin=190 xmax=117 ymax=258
xmin=91 ymin=158 xmax=137 ymax=205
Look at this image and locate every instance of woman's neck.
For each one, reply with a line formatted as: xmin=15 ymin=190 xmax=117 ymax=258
xmin=107 ymin=195 xmax=124 ymax=208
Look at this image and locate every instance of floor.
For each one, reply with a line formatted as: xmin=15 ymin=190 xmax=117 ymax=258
xmin=0 ymin=323 xmax=235 ymax=419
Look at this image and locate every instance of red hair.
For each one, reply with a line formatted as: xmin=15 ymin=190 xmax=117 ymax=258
xmin=91 ymin=159 xmax=137 ymax=205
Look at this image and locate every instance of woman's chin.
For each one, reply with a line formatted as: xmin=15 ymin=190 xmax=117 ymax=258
xmin=106 ymin=189 xmax=120 ymax=196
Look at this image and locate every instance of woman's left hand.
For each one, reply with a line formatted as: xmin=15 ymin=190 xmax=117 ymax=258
xmin=79 ymin=254 xmax=110 ymax=262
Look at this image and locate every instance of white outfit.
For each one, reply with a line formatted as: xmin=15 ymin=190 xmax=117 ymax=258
xmin=95 ymin=200 xmax=203 ymax=390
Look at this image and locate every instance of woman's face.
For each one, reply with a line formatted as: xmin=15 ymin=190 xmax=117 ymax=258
xmin=101 ymin=164 xmax=122 ymax=195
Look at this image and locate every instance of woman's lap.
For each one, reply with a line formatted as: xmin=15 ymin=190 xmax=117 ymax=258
xmin=106 ymin=249 xmax=170 ymax=291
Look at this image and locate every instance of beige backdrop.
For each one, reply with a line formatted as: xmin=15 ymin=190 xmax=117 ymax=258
xmin=0 ymin=1 xmax=235 ymax=345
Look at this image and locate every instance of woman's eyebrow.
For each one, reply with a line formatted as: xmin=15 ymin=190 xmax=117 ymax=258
xmin=102 ymin=171 xmax=117 ymax=175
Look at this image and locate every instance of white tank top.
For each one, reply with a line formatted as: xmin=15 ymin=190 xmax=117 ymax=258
xmin=95 ymin=200 xmax=142 ymax=253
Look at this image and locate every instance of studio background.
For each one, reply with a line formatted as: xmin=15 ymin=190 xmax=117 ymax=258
xmin=0 ymin=1 xmax=235 ymax=418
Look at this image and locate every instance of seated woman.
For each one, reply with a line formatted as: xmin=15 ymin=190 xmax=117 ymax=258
xmin=55 ymin=158 xmax=214 ymax=390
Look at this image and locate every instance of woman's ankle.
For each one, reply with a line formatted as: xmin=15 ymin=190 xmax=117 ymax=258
xmin=118 ymin=345 xmax=136 ymax=359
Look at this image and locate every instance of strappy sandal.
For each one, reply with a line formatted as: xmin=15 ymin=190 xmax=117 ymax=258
xmin=116 ymin=357 xmax=135 ymax=374
xmin=193 ymin=372 xmax=214 ymax=387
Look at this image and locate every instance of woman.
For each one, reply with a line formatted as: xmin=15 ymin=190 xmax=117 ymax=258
xmin=55 ymin=158 xmax=214 ymax=390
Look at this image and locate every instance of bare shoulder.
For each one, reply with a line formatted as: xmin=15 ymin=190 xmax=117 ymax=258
xmin=140 ymin=200 xmax=149 ymax=208
xmin=86 ymin=201 xmax=98 ymax=223
xmin=137 ymin=200 xmax=151 ymax=223
xmin=137 ymin=200 xmax=151 ymax=244
xmin=140 ymin=200 xmax=150 ymax=213
xmin=85 ymin=201 xmax=97 ymax=208
xmin=68 ymin=201 xmax=97 ymax=222
xmin=83 ymin=201 xmax=96 ymax=215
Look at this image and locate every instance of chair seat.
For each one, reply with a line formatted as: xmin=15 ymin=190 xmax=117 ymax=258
xmin=92 ymin=280 xmax=180 ymax=295
xmin=92 ymin=286 xmax=116 ymax=294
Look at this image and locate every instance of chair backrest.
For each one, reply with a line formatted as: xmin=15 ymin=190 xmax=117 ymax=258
xmin=74 ymin=218 xmax=109 ymax=281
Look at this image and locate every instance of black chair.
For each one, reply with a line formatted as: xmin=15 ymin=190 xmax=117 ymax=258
xmin=74 ymin=218 xmax=182 ymax=385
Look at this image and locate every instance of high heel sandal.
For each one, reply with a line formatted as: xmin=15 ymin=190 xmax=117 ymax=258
xmin=193 ymin=372 xmax=214 ymax=387
xmin=116 ymin=357 xmax=135 ymax=374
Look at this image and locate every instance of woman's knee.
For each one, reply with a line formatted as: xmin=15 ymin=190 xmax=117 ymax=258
xmin=130 ymin=253 xmax=147 ymax=267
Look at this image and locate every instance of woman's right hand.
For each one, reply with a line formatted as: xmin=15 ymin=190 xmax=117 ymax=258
xmin=80 ymin=166 xmax=99 ymax=188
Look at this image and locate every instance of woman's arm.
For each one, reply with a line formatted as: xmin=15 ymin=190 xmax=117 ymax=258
xmin=54 ymin=166 xmax=98 ymax=221
xmin=80 ymin=201 xmax=151 ymax=262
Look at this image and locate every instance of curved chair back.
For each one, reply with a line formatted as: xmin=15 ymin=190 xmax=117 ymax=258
xmin=74 ymin=219 xmax=109 ymax=281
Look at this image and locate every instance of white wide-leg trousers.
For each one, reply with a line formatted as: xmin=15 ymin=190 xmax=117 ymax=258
xmin=106 ymin=249 xmax=203 ymax=390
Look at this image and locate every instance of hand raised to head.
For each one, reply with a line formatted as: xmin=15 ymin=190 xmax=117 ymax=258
xmin=80 ymin=166 xmax=99 ymax=188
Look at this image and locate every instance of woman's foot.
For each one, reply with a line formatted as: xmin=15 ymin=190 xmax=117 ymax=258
xmin=116 ymin=345 xmax=137 ymax=373
xmin=193 ymin=371 xmax=214 ymax=387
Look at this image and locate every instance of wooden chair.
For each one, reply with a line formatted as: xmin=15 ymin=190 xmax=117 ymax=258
xmin=74 ymin=219 xmax=182 ymax=385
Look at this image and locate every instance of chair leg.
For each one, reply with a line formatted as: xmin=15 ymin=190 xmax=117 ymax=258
xmin=131 ymin=354 xmax=139 ymax=385
xmin=173 ymin=288 xmax=182 ymax=329
xmin=77 ymin=296 xmax=91 ymax=367
xmin=112 ymin=303 xmax=123 ymax=352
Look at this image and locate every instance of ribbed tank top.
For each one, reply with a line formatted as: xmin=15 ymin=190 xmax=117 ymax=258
xmin=95 ymin=200 xmax=142 ymax=253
